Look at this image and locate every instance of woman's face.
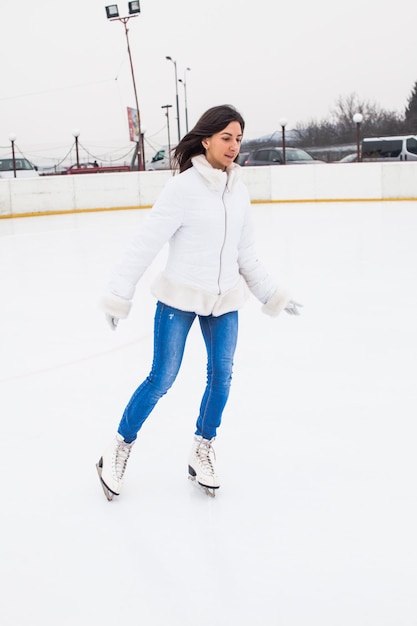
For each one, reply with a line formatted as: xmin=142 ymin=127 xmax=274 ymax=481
xmin=203 ymin=121 xmax=243 ymax=170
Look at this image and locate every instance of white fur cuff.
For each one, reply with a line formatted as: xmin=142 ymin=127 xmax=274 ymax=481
xmin=262 ymin=289 xmax=291 ymax=318
xmin=100 ymin=293 xmax=132 ymax=319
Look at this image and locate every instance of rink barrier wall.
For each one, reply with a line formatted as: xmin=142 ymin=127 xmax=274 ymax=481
xmin=1 ymin=161 xmax=417 ymax=218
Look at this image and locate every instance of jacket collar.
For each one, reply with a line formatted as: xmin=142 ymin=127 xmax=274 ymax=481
xmin=191 ymin=154 xmax=241 ymax=192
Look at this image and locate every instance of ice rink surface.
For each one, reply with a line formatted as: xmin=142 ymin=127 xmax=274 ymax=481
xmin=1 ymin=200 xmax=416 ymax=625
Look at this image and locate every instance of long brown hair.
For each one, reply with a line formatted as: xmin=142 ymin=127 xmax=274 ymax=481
xmin=173 ymin=105 xmax=245 ymax=172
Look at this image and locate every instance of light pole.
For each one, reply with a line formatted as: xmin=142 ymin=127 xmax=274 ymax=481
xmin=8 ymin=133 xmax=16 ymax=178
xmin=353 ymin=113 xmax=363 ymax=162
xmin=105 ymin=2 xmax=145 ymax=170
xmin=72 ymin=129 xmax=80 ymax=167
xmin=166 ymin=56 xmax=181 ymax=143
xmin=280 ymin=117 xmax=288 ymax=165
xmin=161 ymin=104 xmax=172 ymax=168
xmin=178 ymin=67 xmax=191 ymax=134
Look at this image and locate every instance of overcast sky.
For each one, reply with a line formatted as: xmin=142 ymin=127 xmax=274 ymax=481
xmin=0 ymin=0 xmax=416 ymax=165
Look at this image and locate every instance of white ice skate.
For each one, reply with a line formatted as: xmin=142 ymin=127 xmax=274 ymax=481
xmin=96 ymin=433 xmax=134 ymax=501
xmin=188 ymin=436 xmax=220 ymax=497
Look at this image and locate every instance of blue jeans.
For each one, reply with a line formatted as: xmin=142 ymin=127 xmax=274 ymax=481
xmin=118 ymin=301 xmax=239 ymax=443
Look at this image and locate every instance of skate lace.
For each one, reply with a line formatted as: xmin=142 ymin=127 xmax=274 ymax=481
xmin=196 ymin=439 xmax=216 ymax=475
xmin=113 ymin=441 xmax=133 ymax=480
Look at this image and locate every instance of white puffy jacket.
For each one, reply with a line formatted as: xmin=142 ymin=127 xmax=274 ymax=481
xmin=101 ymin=155 xmax=290 ymax=319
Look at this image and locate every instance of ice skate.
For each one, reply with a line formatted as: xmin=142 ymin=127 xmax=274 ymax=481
xmin=188 ymin=436 xmax=220 ymax=497
xmin=96 ymin=433 xmax=134 ymax=501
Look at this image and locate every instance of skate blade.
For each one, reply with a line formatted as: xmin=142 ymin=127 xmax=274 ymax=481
xmin=188 ymin=473 xmax=218 ymax=498
xmin=96 ymin=460 xmax=116 ymax=502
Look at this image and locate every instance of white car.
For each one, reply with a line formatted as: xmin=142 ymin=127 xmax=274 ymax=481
xmin=337 ymin=153 xmax=358 ymax=163
xmin=0 ymin=157 xmax=39 ymax=178
xmin=146 ymin=147 xmax=175 ymax=170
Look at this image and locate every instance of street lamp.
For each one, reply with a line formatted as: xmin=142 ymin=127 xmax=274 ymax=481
xmin=166 ymin=56 xmax=181 ymax=143
xmin=353 ymin=113 xmax=363 ymax=162
xmin=8 ymin=133 xmax=16 ymax=178
xmin=178 ymin=67 xmax=191 ymax=134
xmin=161 ymin=104 xmax=172 ymax=168
xmin=72 ymin=129 xmax=80 ymax=167
xmin=105 ymin=2 xmax=145 ymax=170
xmin=279 ymin=117 xmax=288 ymax=165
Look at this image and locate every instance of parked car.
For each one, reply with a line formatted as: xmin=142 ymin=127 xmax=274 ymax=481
xmin=146 ymin=147 xmax=175 ymax=170
xmin=0 ymin=157 xmax=39 ymax=178
xmin=235 ymin=151 xmax=250 ymax=165
xmin=62 ymin=162 xmax=131 ymax=174
xmin=361 ymin=135 xmax=417 ymax=161
xmin=241 ymin=147 xmax=324 ymax=166
xmin=337 ymin=153 xmax=358 ymax=163
xmin=64 ymin=162 xmax=99 ymax=172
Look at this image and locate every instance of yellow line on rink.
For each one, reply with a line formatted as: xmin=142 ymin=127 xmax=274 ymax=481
xmin=251 ymin=197 xmax=417 ymax=204
xmin=1 ymin=196 xmax=417 ymax=219
xmin=0 ymin=205 xmax=152 ymax=219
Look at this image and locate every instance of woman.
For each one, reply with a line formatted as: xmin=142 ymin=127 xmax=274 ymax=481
xmin=97 ymin=104 xmax=301 ymax=500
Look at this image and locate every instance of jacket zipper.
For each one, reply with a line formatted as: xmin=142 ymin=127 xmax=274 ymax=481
xmin=217 ymin=184 xmax=228 ymax=294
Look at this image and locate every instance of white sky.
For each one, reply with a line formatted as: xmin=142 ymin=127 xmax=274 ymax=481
xmin=0 ymin=0 xmax=416 ymax=165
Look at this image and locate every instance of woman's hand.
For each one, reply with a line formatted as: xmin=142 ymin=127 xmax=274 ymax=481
xmin=105 ymin=314 xmax=119 ymax=330
xmin=284 ymin=300 xmax=303 ymax=315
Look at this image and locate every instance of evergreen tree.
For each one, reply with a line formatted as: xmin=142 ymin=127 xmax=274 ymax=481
xmin=404 ymin=81 xmax=417 ymax=133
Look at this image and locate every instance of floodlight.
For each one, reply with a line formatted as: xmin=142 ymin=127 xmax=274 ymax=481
xmin=105 ymin=5 xmax=119 ymax=19
xmin=128 ymin=1 xmax=140 ymax=14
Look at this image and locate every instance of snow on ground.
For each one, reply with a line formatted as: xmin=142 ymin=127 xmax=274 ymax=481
xmin=0 ymin=201 xmax=416 ymax=625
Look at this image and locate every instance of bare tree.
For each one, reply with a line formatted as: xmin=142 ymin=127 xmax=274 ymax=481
xmin=242 ymin=85 xmax=417 ymax=162
xmin=296 ymin=92 xmax=404 ymax=148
